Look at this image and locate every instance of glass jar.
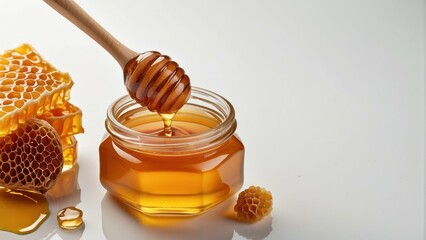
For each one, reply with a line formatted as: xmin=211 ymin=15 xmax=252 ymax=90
xmin=99 ymin=87 xmax=244 ymax=215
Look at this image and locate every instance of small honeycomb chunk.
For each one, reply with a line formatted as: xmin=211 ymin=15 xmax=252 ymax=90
xmin=234 ymin=186 xmax=273 ymax=222
xmin=0 ymin=118 xmax=63 ymax=193
xmin=0 ymin=44 xmax=74 ymax=136
xmin=37 ymin=102 xmax=84 ymax=138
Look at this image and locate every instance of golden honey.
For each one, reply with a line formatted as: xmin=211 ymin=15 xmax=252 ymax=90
xmin=57 ymin=206 xmax=83 ymax=230
xmin=99 ymin=88 xmax=244 ymax=215
xmin=0 ymin=187 xmax=49 ymax=234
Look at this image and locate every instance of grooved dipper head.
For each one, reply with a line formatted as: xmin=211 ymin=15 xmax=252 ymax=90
xmin=124 ymin=51 xmax=191 ymax=114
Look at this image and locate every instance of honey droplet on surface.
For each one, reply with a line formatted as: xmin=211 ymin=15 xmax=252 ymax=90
xmin=57 ymin=206 xmax=83 ymax=230
xmin=0 ymin=187 xmax=49 ymax=234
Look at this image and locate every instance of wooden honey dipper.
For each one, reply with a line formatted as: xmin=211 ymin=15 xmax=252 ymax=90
xmin=43 ymin=0 xmax=191 ymax=114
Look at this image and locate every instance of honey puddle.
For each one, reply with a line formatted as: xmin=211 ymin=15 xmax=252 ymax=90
xmin=0 ymin=187 xmax=49 ymax=234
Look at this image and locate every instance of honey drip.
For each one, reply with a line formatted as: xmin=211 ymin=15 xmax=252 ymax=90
xmin=57 ymin=206 xmax=83 ymax=230
xmin=0 ymin=187 xmax=49 ymax=234
xmin=125 ymin=51 xmax=192 ymax=136
xmin=159 ymin=113 xmax=175 ymax=137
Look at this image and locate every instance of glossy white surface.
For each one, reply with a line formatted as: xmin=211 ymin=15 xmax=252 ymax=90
xmin=0 ymin=0 xmax=424 ymax=239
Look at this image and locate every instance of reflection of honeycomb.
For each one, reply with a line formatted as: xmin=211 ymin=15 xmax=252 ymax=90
xmin=234 ymin=186 xmax=273 ymax=222
xmin=37 ymin=102 xmax=84 ymax=138
xmin=60 ymin=136 xmax=78 ymax=171
xmin=47 ymin=163 xmax=79 ymax=198
xmin=0 ymin=118 xmax=63 ymax=193
xmin=0 ymin=44 xmax=73 ymax=136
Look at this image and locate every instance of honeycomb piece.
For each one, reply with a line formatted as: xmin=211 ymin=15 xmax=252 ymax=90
xmin=0 ymin=44 xmax=74 ymax=136
xmin=60 ymin=136 xmax=78 ymax=171
xmin=37 ymin=102 xmax=84 ymax=138
xmin=234 ymin=186 xmax=273 ymax=222
xmin=0 ymin=118 xmax=63 ymax=193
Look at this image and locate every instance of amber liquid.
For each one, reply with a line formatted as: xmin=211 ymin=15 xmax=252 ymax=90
xmin=57 ymin=206 xmax=83 ymax=230
xmin=159 ymin=113 xmax=175 ymax=137
xmin=0 ymin=187 xmax=49 ymax=234
xmin=99 ymin=107 xmax=244 ymax=215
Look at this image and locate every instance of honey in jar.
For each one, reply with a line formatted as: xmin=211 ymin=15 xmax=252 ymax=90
xmin=99 ymin=87 xmax=244 ymax=215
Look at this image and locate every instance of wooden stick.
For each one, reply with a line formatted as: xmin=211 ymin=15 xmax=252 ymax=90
xmin=43 ymin=0 xmax=138 ymax=68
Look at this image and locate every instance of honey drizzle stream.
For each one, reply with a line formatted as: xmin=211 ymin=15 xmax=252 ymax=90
xmin=159 ymin=113 xmax=176 ymax=137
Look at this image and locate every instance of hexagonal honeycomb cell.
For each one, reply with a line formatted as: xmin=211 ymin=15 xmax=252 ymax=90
xmin=0 ymin=44 xmax=73 ymax=136
xmin=37 ymin=102 xmax=84 ymax=138
xmin=60 ymin=136 xmax=78 ymax=171
xmin=0 ymin=118 xmax=63 ymax=193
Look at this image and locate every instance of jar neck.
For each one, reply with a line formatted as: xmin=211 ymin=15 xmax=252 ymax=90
xmin=105 ymin=87 xmax=237 ymax=154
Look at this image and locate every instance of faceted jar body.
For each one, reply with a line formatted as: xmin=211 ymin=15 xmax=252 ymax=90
xmin=99 ymin=88 xmax=244 ymax=215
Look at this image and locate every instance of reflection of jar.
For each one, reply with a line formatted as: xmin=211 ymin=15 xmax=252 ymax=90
xmin=99 ymin=87 xmax=244 ymax=215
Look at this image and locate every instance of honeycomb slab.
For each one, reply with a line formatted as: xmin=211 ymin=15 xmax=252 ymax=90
xmin=0 ymin=44 xmax=73 ymax=136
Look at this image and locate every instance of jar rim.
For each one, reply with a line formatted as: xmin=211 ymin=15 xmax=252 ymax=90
xmin=105 ymin=87 xmax=237 ymax=153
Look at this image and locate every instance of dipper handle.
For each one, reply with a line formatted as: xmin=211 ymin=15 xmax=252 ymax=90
xmin=44 ymin=0 xmax=137 ymax=68
xmin=44 ymin=0 xmax=191 ymax=114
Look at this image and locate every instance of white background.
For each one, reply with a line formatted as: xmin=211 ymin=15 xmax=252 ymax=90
xmin=0 ymin=0 xmax=424 ymax=239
